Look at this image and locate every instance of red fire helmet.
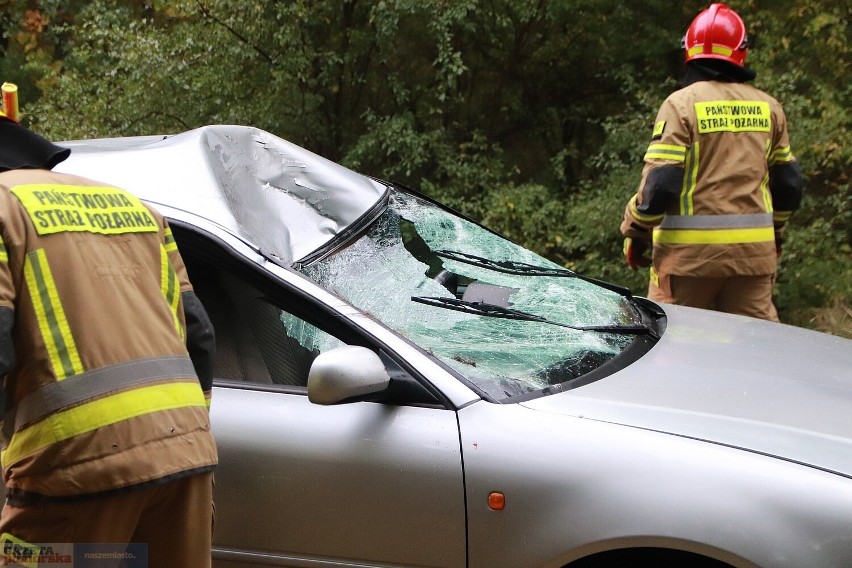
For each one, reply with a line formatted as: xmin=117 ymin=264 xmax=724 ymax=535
xmin=682 ymin=3 xmax=749 ymax=67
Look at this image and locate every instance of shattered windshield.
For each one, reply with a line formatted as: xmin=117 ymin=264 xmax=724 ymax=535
xmin=301 ymin=190 xmax=641 ymax=400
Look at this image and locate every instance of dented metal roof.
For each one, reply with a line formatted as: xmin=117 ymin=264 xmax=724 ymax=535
xmin=55 ymin=125 xmax=388 ymax=265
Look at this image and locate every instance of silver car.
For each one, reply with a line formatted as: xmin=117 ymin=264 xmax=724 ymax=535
xmin=58 ymin=125 xmax=852 ymax=568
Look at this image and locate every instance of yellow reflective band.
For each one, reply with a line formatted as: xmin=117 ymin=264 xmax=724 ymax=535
xmin=1 ymin=381 xmax=205 ymax=467
xmin=24 ymin=250 xmax=83 ymax=380
xmin=161 ymin=245 xmax=184 ymax=340
xmin=628 ymin=195 xmax=663 ymax=224
xmin=679 ymin=142 xmax=700 ymax=215
xmin=652 ymin=121 xmax=666 ymax=138
xmin=653 ymin=226 xmax=775 ymax=245
xmin=695 ymin=100 xmax=771 ymax=133
xmin=649 ymin=266 xmax=660 ymax=288
xmin=759 ymin=140 xmax=773 ymax=211
xmin=760 ymin=173 xmax=773 ymax=211
xmin=10 ymin=184 xmax=158 ymax=236
xmin=687 ymin=45 xmax=733 ymax=57
xmin=0 ymin=241 xmax=6 ymax=263
xmin=774 ymin=211 xmax=793 ymax=223
xmin=164 ymin=226 xmax=178 ymax=253
xmin=644 ymin=144 xmax=686 ymax=162
xmin=770 ymin=146 xmax=794 ymax=164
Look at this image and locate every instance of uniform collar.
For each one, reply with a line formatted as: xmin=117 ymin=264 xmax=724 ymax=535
xmin=681 ymin=59 xmax=757 ymax=87
xmin=0 ymin=119 xmax=71 ymax=173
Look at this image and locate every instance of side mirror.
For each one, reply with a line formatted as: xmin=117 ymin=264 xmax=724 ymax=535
xmin=307 ymin=346 xmax=391 ymax=405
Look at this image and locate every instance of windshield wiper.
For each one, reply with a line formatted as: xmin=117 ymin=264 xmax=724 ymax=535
xmin=434 ymin=249 xmax=631 ymax=296
xmin=411 ymin=296 xmax=655 ymax=336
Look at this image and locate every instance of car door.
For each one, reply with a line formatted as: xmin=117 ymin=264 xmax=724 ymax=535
xmin=180 ymin=237 xmax=467 ymax=568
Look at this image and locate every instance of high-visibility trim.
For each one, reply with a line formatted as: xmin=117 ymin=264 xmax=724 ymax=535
xmin=644 ymin=143 xmax=686 ymax=162
xmin=24 ymin=250 xmax=83 ymax=380
xmin=659 ymin=213 xmax=772 ymax=230
xmin=160 ymin=245 xmax=184 ymax=340
xmin=628 ymin=195 xmax=664 ymax=224
xmin=0 ymin=241 xmax=6 ymax=263
xmin=687 ymin=45 xmax=734 ymax=58
xmin=679 ymin=143 xmax=700 ymax=215
xmin=769 ymin=146 xmax=794 ymax=165
xmin=10 ymin=356 xmax=197 ymax=433
xmin=773 ymin=211 xmax=793 ymax=224
xmin=649 ymin=266 xmax=660 ymax=288
xmin=1 ymin=381 xmax=206 ymax=468
xmin=164 ymin=226 xmax=178 ymax=254
xmin=10 ymin=184 xmax=158 ymax=237
xmin=653 ymin=226 xmax=775 ymax=245
xmin=759 ymin=140 xmax=773 ymax=211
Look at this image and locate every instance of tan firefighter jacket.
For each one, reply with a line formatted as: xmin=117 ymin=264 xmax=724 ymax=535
xmin=0 ymin=168 xmax=217 ymax=503
xmin=621 ymin=79 xmax=802 ymax=277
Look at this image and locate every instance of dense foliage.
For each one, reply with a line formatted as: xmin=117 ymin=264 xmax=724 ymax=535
xmin=2 ymin=0 xmax=849 ymax=336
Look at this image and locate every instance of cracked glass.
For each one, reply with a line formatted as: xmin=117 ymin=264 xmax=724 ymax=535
xmin=301 ymin=190 xmax=640 ymax=400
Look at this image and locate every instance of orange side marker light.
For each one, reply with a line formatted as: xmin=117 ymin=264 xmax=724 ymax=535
xmin=488 ymin=491 xmax=505 ymax=511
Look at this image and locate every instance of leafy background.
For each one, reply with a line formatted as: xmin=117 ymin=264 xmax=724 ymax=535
xmin=2 ymin=0 xmax=849 ymax=337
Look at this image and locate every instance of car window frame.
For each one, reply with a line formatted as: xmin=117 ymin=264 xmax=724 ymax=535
xmin=293 ymin=185 xmax=666 ymax=404
xmin=170 ymin=220 xmax=454 ymax=410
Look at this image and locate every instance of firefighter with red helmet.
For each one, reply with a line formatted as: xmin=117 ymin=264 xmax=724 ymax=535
xmin=621 ymin=3 xmax=804 ymax=321
xmin=0 ymin=94 xmax=217 ymax=564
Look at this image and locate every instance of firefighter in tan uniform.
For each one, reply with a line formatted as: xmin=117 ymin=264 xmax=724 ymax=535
xmin=0 ymin=110 xmax=217 ymax=566
xmin=621 ymin=3 xmax=804 ymax=321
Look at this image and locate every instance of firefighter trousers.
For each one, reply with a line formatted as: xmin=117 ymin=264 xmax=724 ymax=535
xmin=648 ymin=269 xmax=779 ymax=322
xmin=0 ymin=471 xmax=214 ymax=568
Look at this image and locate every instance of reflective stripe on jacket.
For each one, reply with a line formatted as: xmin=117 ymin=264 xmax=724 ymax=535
xmin=0 ymin=168 xmax=217 ymax=501
xmin=621 ymin=80 xmax=800 ymax=277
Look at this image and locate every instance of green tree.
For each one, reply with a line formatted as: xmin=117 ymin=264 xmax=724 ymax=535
xmin=5 ymin=0 xmax=849 ymax=336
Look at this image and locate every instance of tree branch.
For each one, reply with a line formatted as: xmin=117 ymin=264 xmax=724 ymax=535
xmin=195 ymin=0 xmax=274 ymax=64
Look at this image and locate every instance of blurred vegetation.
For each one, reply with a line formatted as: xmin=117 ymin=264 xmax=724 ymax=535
xmin=2 ymin=0 xmax=849 ymax=336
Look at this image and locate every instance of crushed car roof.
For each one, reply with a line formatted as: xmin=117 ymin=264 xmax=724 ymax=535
xmin=55 ymin=125 xmax=388 ymax=265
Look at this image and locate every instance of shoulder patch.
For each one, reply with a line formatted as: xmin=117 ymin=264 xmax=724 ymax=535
xmin=10 ymin=183 xmax=159 ymax=236
xmin=652 ymin=120 xmax=666 ymax=140
xmin=694 ymin=100 xmax=771 ymax=133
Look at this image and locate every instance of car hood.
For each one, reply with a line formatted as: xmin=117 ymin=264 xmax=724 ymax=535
xmin=521 ymin=304 xmax=852 ymax=477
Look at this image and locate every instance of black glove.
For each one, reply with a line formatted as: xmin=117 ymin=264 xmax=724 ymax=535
xmin=623 ymin=238 xmax=652 ymax=270
xmin=182 ymin=291 xmax=215 ymax=392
